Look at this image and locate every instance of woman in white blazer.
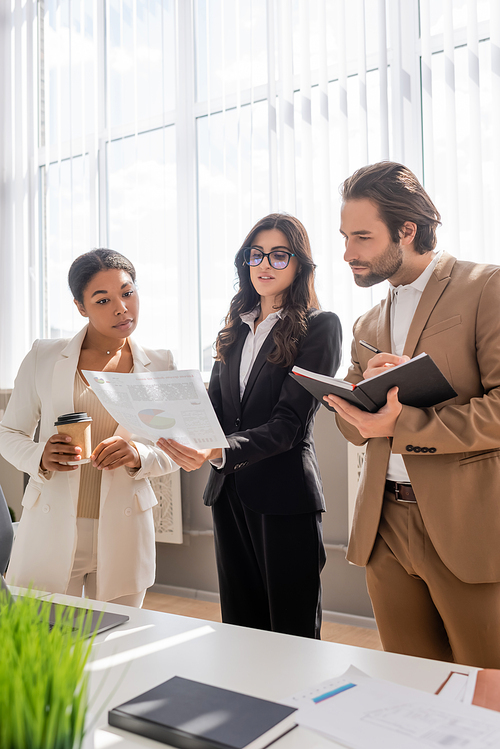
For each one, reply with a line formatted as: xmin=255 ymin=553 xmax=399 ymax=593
xmin=0 ymin=249 xmax=177 ymax=606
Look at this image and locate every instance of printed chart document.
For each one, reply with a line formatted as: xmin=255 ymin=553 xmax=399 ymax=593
xmin=82 ymin=370 xmax=228 ymax=449
xmin=281 ymin=666 xmax=500 ymax=749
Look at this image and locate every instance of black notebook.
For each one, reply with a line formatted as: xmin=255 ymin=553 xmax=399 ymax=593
xmin=290 ymin=352 xmax=457 ymax=413
xmin=108 ymin=676 xmax=297 ymax=749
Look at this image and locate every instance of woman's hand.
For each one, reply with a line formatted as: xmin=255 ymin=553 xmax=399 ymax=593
xmin=156 ymin=438 xmax=222 ymax=472
xmin=40 ymin=434 xmax=81 ymax=472
xmin=92 ymin=437 xmax=141 ymax=470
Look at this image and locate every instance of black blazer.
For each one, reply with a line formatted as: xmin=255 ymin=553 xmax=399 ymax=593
xmin=203 ymin=310 xmax=342 ymax=514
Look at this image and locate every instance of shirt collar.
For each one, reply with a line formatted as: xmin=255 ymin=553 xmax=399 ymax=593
xmin=389 ymin=250 xmax=442 ymax=296
xmin=240 ymin=307 xmax=283 ymax=327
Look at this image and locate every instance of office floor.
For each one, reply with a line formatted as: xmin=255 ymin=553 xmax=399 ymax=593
xmin=143 ymin=591 xmax=383 ymax=650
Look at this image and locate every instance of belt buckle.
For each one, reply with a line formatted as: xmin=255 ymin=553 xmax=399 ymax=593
xmin=394 ymin=482 xmax=415 ymax=503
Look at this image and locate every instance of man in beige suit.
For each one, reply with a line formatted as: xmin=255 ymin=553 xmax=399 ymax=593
xmin=327 ymin=162 xmax=500 ymax=668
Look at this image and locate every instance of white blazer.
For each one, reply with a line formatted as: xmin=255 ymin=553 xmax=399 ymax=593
xmin=0 ymin=326 xmax=178 ymax=600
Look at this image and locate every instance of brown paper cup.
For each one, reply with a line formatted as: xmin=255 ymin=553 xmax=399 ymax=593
xmin=55 ymin=415 xmax=92 ymax=465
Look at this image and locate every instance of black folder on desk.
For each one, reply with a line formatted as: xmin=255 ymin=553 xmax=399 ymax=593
xmin=109 ymin=675 xmax=297 ymax=749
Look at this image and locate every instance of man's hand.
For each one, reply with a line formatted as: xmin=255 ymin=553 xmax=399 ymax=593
xmin=363 ymin=352 xmax=410 ymax=379
xmin=324 ymin=386 xmax=402 ymax=438
xmin=157 ymin=438 xmax=222 ymax=472
xmin=91 ymin=437 xmax=141 ymax=470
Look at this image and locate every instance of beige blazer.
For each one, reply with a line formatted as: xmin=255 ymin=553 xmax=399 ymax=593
xmin=337 ymin=253 xmax=500 ymax=583
xmin=0 ymin=327 xmax=178 ymax=600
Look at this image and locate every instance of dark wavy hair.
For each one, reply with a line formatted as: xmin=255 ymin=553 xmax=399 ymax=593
xmin=215 ymin=214 xmax=320 ymax=367
xmin=341 ymin=162 xmax=441 ymax=254
xmin=68 ymin=249 xmax=136 ymax=303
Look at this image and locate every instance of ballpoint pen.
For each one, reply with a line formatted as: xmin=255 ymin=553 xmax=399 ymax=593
xmin=359 ymin=340 xmax=383 ymax=354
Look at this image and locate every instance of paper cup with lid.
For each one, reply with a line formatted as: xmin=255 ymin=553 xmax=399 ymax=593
xmin=54 ymin=412 xmax=93 ymax=465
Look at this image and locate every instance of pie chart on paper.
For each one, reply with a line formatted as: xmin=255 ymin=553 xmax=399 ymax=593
xmin=139 ymin=409 xmax=176 ymax=430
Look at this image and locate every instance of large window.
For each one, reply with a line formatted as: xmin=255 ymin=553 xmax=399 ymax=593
xmin=38 ymin=0 xmax=179 ymax=354
xmin=1 ymin=0 xmax=498 ymax=388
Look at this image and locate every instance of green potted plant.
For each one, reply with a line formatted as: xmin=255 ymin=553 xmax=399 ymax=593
xmin=0 ymin=588 xmax=96 ymax=749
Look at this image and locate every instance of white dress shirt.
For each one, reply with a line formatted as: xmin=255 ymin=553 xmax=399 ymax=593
xmin=209 ymin=307 xmax=282 ymax=468
xmin=239 ymin=307 xmax=282 ymax=398
xmin=386 ymin=251 xmax=442 ymax=482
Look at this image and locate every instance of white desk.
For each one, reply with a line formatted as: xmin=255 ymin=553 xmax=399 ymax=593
xmin=40 ymin=592 xmax=472 ymax=749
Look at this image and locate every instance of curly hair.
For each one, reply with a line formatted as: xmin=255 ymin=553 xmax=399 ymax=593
xmin=215 ymin=214 xmax=320 ymax=367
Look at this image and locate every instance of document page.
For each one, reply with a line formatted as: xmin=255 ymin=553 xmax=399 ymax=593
xmin=436 ymin=670 xmax=479 ymax=704
xmin=282 ymin=666 xmax=500 ymax=749
xmin=82 ymin=370 xmax=229 ymax=449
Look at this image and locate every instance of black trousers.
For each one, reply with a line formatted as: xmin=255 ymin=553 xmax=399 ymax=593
xmin=212 ymin=474 xmax=326 ymax=639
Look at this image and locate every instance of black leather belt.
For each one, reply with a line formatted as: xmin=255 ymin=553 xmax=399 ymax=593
xmin=385 ymin=480 xmax=417 ymax=503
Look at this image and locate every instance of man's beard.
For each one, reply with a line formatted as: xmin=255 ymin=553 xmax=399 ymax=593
xmin=350 ymin=240 xmax=403 ymax=287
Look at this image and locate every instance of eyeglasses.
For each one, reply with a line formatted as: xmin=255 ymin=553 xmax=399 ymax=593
xmin=243 ymin=247 xmax=296 ymax=270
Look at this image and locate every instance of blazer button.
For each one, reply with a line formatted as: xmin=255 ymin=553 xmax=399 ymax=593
xmin=235 ymin=418 xmax=241 ymax=428
xmin=429 ymin=447 xmax=437 ymax=453
xmin=406 ymin=445 xmax=414 ymax=452
xmin=124 ymin=507 xmax=132 ymax=517
xmin=413 ymin=446 xmax=421 ymax=453
xmin=42 ymin=504 xmax=50 ymax=514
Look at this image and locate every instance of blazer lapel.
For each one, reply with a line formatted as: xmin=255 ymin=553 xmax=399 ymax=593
xmin=128 ymin=336 xmax=152 ymax=371
xmin=241 ymin=327 xmax=277 ymax=409
xmin=227 ymin=324 xmax=249 ymax=415
xmin=377 ymin=290 xmax=392 ymax=353
xmin=403 ymin=253 xmax=456 ymax=358
xmin=51 ymin=326 xmax=88 ymax=421
xmin=112 ymin=336 xmax=150 ymax=435
xmin=51 ymin=326 xmax=88 ymax=514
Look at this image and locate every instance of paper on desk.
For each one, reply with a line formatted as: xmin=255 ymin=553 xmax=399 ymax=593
xmin=82 ymin=370 xmax=229 ymax=449
xmin=436 ymin=670 xmax=479 ymax=705
xmin=282 ymin=668 xmax=363 ymax=711
xmin=282 ymin=666 xmax=500 ymax=749
xmin=436 ymin=672 xmax=469 ymax=702
xmin=465 ymin=670 xmax=480 ymax=705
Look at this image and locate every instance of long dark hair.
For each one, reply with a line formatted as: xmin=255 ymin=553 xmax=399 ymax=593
xmin=215 ymin=214 xmax=320 ymax=367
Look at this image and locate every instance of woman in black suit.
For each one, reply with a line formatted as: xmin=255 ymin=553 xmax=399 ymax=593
xmin=158 ymin=214 xmax=342 ymax=638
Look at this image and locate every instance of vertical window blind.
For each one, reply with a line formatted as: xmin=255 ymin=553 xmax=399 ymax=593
xmin=0 ymin=0 xmax=497 ymax=388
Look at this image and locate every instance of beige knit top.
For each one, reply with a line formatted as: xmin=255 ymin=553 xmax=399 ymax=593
xmin=74 ymin=371 xmax=118 ymax=519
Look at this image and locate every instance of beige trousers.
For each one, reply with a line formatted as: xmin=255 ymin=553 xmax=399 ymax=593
xmin=66 ymin=518 xmax=146 ymax=607
xmin=366 ymin=489 xmax=500 ymax=668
